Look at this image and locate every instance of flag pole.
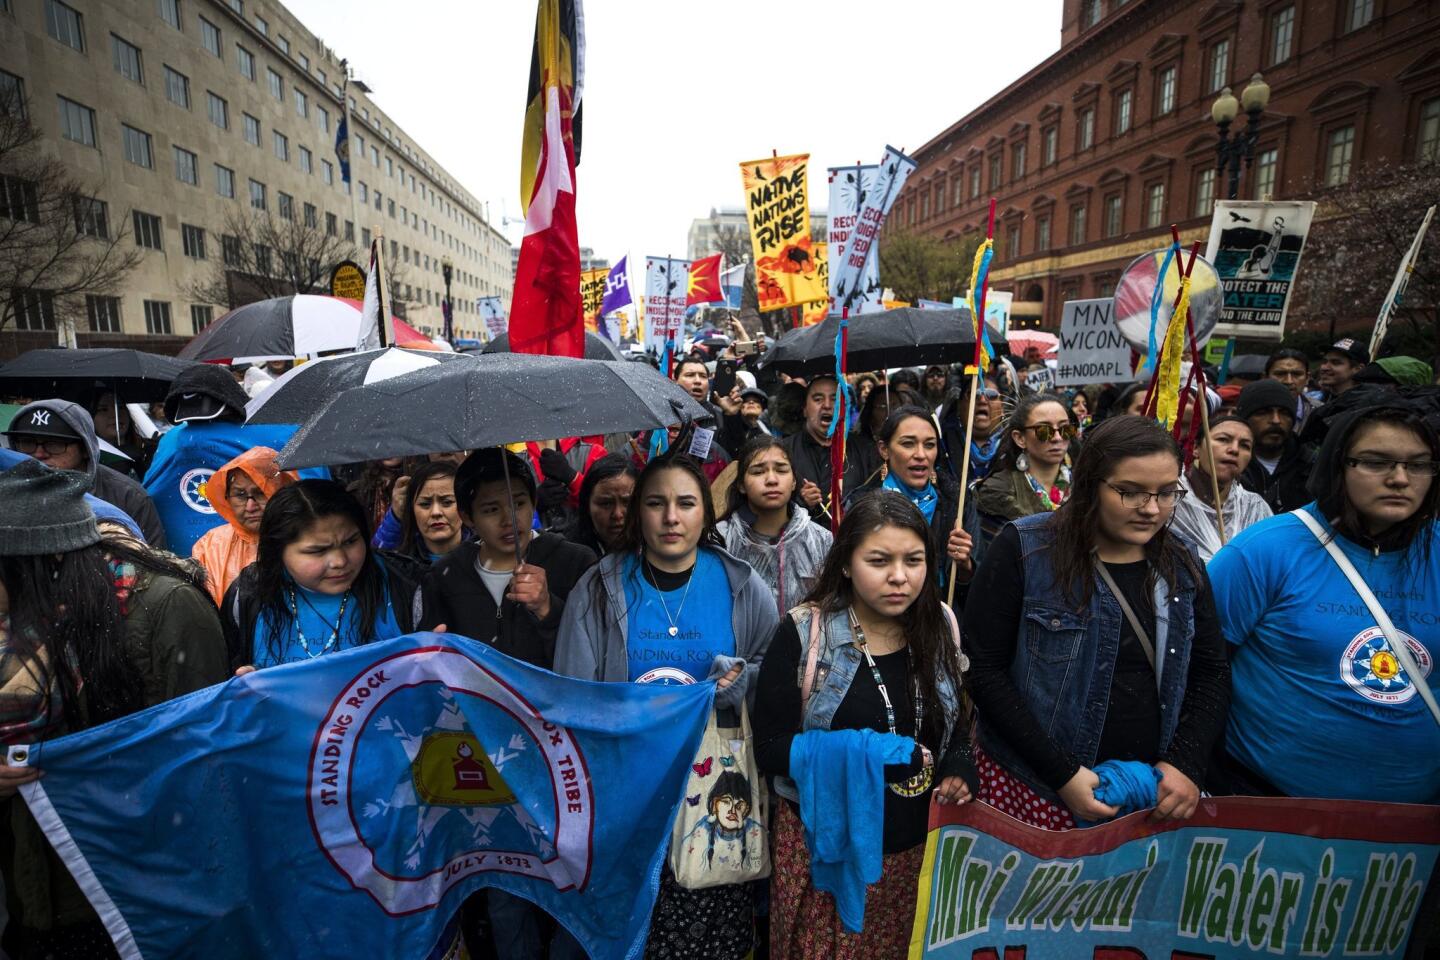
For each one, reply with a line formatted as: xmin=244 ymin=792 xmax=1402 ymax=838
xmin=946 ymin=198 xmax=996 ymax=607
xmin=342 ymin=60 xmax=362 ymax=282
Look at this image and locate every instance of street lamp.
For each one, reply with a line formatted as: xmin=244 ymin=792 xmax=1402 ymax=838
xmin=441 ymin=255 xmax=454 ymax=345
xmin=1212 ymin=73 xmax=1271 ymax=200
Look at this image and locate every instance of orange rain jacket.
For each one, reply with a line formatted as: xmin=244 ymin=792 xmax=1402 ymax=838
xmin=191 ymin=446 xmax=297 ymax=605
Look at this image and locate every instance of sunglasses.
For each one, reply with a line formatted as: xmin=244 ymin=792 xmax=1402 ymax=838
xmin=1023 ymin=422 xmax=1077 ymax=442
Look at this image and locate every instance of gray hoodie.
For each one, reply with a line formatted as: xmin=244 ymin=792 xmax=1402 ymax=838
xmin=6 ymin=400 xmax=167 ymax=548
xmin=553 ymin=545 xmax=780 ymax=710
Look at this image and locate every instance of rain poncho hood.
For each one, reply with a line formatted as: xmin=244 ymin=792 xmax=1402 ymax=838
xmin=191 ymin=446 xmax=297 ymax=605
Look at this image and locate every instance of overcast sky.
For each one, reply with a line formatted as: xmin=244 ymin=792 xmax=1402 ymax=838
xmin=287 ymin=0 xmax=1063 ymax=264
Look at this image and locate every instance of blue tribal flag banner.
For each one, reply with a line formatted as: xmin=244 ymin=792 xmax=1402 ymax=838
xmin=909 ymin=797 xmax=1440 ymax=959
xmin=142 ymin=420 xmax=328 ymax=554
xmin=334 ymin=114 xmax=352 ymax=184
xmin=15 ymin=634 xmax=714 ymax=960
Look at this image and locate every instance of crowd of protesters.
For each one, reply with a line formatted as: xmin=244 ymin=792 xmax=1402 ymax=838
xmin=0 ymin=331 xmax=1436 ymax=960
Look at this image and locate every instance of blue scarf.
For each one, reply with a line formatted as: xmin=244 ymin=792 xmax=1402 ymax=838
xmin=970 ymin=433 xmax=1002 ymax=478
xmin=882 ymin=471 xmax=938 ymax=523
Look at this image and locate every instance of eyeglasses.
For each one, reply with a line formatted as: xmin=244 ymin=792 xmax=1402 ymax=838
xmin=1023 ymin=422 xmax=1077 ymax=442
xmin=227 ymin=490 xmax=268 ymax=506
xmin=1105 ymin=483 xmax=1186 ymax=509
xmin=1345 ymin=458 xmax=1440 ymax=478
xmin=979 ymin=389 xmax=1000 ymax=399
xmin=10 ymin=436 xmax=77 ymax=455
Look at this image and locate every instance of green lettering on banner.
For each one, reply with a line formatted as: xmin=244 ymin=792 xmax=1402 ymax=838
xmin=1178 ymin=838 xmax=1227 ymax=936
xmin=930 ymin=832 xmax=970 ymax=943
xmin=1005 ymin=862 xmax=1069 ymax=930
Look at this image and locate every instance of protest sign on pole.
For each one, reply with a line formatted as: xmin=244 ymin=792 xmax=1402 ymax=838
xmin=477 ymin=296 xmax=508 ymax=342
xmin=1369 ymin=204 xmax=1435 ymax=361
xmin=1023 ymin=364 xmax=1056 ymax=394
xmin=580 ymin=268 xmax=608 ymax=333
xmin=909 ymin=797 xmax=1440 ymax=960
xmin=831 ymin=146 xmax=917 ymax=316
xmin=644 ymin=256 xmax=689 ymax=354
xmin=1205 ymin=200 xmax=1316 ymax=341
xmin=985 ymin=289 xmax=1013 ymax=338
xmin=828 ymin=164 xmax=881 ymax=314
xmin=1056 ymin=298 xmax=1139 ymax=386
xmin=738 ymin=154 xmax=824 ymax=312
xmin=801 ymin=242 xmax=829 ymax=326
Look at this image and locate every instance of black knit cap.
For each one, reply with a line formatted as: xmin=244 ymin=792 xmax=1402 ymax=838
xmin=1235 ymin=379 xmax=1296 ymax=421
xmin=0 ymin=459 xmax=100 ymax=556
xmin=163 ymin=364 xmax=249 ymax=423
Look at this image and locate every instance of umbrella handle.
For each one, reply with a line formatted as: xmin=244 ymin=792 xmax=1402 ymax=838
xmin=498 ymin=445 xmax=526 ymax=569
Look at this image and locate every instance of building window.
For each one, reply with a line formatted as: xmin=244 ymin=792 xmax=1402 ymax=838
xmin=1418 ymin=98 xmax=1440 ymax=161
xmin=386 ymin=156 xmax=394 ymax=177
xmin=173 ymin=146 xmax=197 ymax=185
xmin=253 ymin=244 xmax=271 ymax=274
xmin=237 ymin=45 xmax=255 ymax=81
xmin=1269 ymin=6 xmax=1295 ymax=65
xmin=919 ymin=192 xmax=930 ymax=221
xmin=45 ymin=0 xmax=85 ymax=51
xmin=1156 ymin=66 xmax=1176 ymax=116
xmin=200 ymin=17 xmax=221 ymax=56
xmin=163 ymin=66 xmax=189 ymax=108
xmin=299 ymin=53 xmax=309 ymax=71
xmin=253 ymin=14 xmax=267 ymax=34
xmin=375 ymin=191 xmax=383 ymax=212
xmin=359 ymin=182 xmax=368 ymax=203
xmin=370 ymin=145 xmax=379 ymax=166
xmin=181 ymin=223 xmax=205 ymax=258
xmin=222 ymin=234 xmax=241 ymax=266
xmin=322 ymin=160 xmax=334 ymax=185
xmin=1069 ymin=203 xmax=1087 ymax=245
xmin=158 ymin=0 xmax=181 ymax=30
xmin=267 ymin=68 xmax=283 ymax=101
xmin=13 ymin=290 xmax=56 ymax=331
xmin=86 ymin=295 xmax=121 ymax=333
xmin=122 ymin=125 xmax=153 ymax=168
xmin=1145 ymin=182 xmax=1166 ymax=227
xmin=1036 ymin=215 xmax=1051 ymax=251
xmin=932 ymin=185 xmax=943 ymax=216
xmin=242 ymin=113 xmax=260 ymax=146
xmin=325 ymin=212 xmax=337 ymax=236
xmin=1103 ymin=194 xmax=1123 ymax=237
xmin=0 ymin=176 xmax=38 ymax=223
xmin=143 ymin=300 xmax=172 ymax=334
xmin=73 ymin=196 xmax=108 ymax=238
xmin=276 ymin=35 xmax=289 ymax=55
xmin=1012 ymin=141 xmax=1027 ymax=179
xmin=988 ymin=153 xmax=1002 ymax=190
xmin=190 ymin=305 xmax=212 ymax=333
xmin=968 ymin=167 xmax=981 ymax=199
xmin=1081 ymin=0 xmax=1100 ymax=28
xmin=112 ymin=34 xmax=144 ymax=84
xmin=1194 ymin=168 xmax=1216 ymax=216
xmin=1325 ymin=126 xmax=1355 ymax=185
xmin=1114 ymin=89 xmax=1133 ymax=135
xmin=249 ymin=179 xmax=266 ymax=210
xmin=387 ymin=199 xmax=396 ymax=219
xmin=214 ymin=163 xmax=234 ymax=198
xmin=278 ymin=192 xmax=293 ymax=220
xmin=1079 ymin=108 xmax=1096 ymax=150
xmin=1042 ymin=126 xmax=1058 ymax=165
xmin=133 ymin=210 xmax=162 ymax=249
xmin=1207 ymin=39 xmax=1230 ymax=94
xmin=953 ymin=176 xmax=964 ymax=207
xmin=303 ymin=202 xmax=317 ymax=228
xmin=317 ymin=105 xmax=329 ymax=134
xmin=1346 ymin=0 xmax=1373 ymax=32
xmin=1253 ymin=148 xmax=1278 ymax=199
xmin=205 ymin=91 xmax=227 ymax=130
xmin=273 ymin=131 xmax=288 ymax=162
xmin=0 ymin=72 xmax=23 ymax=119
xmin=294 ymin=89 xmax=307 ymax=118
xmin=1006 ymin=223 xmax=1021 ymax=259
xmin=57 ymin=96 xmax=96 ymax=146
xmin=299 ymin=146 xmax=312 ymax=174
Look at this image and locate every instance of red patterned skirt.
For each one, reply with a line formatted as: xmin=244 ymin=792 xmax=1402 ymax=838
xmin=974 ymin=747 xmax=1076 ymax=831
xmin=769 ymin=799 xmax=924 ymax=960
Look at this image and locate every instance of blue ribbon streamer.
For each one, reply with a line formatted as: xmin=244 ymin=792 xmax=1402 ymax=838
xmin=1141 ymin=245 xmax=1178 ymax=374
xmin=826 ymin=318 xmax=854 ymax=440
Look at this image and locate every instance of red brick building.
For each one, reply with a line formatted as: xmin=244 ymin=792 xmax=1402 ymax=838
xmin=888 ymin=0 xmax=1440 ymax=331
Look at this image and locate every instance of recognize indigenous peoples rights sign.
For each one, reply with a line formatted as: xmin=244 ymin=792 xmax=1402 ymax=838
xmin=1056 ymin=298 xmax=1139 ymax=386
xmin=909 ymin=798 xmax=1440 ymax=960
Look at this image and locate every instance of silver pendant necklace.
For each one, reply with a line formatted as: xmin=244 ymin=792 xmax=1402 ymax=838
xmin=644 ymin=556 xmax=695 ymax=637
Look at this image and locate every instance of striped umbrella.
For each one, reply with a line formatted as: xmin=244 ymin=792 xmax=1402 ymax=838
xmin=178 ymin=295 xmax=363 ymax=362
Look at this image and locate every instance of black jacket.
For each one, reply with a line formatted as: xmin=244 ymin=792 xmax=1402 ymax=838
xmin=780 ymin=430 xmax=834 ymax=523
xmin=416 ymin=534 xmax=596 ymax=669
xmin=219 ymin=551 xmax=425 ymax=671
xmin=1237 ymin=435 xmax=1317 ymax=514
xmin=93 ymin=463 xmax=167 ymax=548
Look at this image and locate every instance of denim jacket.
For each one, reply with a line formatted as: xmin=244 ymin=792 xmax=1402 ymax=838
xmin=977 ymin=512 xmax=1199 ymax=805
xmin=772 ymin=605 xmax=962 ymax=804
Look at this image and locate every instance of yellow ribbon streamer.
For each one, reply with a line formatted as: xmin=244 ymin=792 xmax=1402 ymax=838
xmin=1154 ymin=276 xmax=1192 ymax=428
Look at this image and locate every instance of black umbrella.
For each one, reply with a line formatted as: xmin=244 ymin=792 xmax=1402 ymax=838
xmin=276 ymin=354 xmax=708 ymax=469
xmin=245 ymin=347 xmax=473 ymax=424
xmin=481 ymin=331 xmax=624 ymax=362
xmin=179 ymin=295 xmax=363 ymax=362
xmin=0 ymin=348 xmax=200 ymax=402
xmin=759 ymin=307 xmax=977 ymax=377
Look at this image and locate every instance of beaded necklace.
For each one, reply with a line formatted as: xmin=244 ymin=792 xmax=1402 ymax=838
xmin=285 ymin=586 xmax=351 ymax=658
xmin=848 ymin=606 xmax=933 ymax=798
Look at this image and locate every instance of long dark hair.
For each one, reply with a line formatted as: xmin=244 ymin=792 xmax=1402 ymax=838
xmin=803 ymin=491 xmax=962 ymax=750
xmin=572 ymin=453 xmax=639 ymax=553
xmin=1316 ymin=405 xmax=1438 ymax=564
xmin=1049 ymin=415 xmax=1198 ymax=605
xmin=250 ymin=480 xmax=388 ymax=663
xmin=398 ymin=459 xmax=459 ymax=557
xmin=0 ymin=534 xmax=210 ymax=731
xmin=993 ymin=394 xmax=1069 ymax=474
xmin=725 ymin=435 xmax=791 ymax=518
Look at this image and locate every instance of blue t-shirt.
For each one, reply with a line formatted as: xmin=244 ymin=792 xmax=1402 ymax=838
xmin=252 ymin=567 xmax=402 ymax=668
xmin=622 ymin=549 xmax=735 ymax=685
xmin=1209 ymin=505 xmax=1440 ymax=803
